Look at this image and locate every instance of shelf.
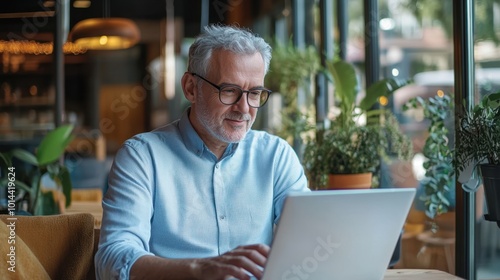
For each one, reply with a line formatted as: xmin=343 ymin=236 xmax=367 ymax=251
xmin=0 ymin=104 xmax=54 ymax=112
xmin=0 ymin=96 xmax=54 ymax=107
xmin=0 ymin=123 xmax=55 ymax=143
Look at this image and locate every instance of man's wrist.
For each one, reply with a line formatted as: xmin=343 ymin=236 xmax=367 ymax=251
xmin=130 ymin=255 xmax=199 ymax=280
xmin=188 ymin=258 xmax=202 ymax=279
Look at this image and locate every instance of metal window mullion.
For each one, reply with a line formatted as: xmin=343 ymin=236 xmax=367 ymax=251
xmin=453 ymin=0 xmax=476 ymax=278
xmin=364 ymin=0 xmax=380 ymax=88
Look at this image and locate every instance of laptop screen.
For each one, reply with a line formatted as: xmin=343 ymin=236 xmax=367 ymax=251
xmin=262 ymin=188 xmax=415 ymax=280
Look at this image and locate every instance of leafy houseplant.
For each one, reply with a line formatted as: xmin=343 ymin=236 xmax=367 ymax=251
xmin=455 ymin=92 xmax=500 ymax=228
xmin=303 ymin=60 xmax=413 ymax=189
xmin=0 ymin=124 xmax=74 ymax=215
xmin=264 ymin=39 xmax=320 ymax=147
xmin=403 ymin=95 xmax=454 ymax=219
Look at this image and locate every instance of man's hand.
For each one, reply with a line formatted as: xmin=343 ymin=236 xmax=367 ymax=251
xmin=191 ymin=244 xmax=270 ymax=280
xmin=130 ymin=244 xmax=270 ymax=280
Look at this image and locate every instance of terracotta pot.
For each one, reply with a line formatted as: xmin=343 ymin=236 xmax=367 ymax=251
xmin=327 ymin=172 xmax=372 ymax=190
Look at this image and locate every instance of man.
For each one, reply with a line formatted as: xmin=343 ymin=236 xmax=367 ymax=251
xmin=95 ymin=24 xmax=309 ymax=280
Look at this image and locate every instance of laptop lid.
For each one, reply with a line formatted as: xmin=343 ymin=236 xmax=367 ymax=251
xmin=262 ymin=188 xmax=416 ymax=280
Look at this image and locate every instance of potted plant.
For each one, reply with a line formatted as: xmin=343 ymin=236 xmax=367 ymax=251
xmin=403 ymin=95 xmax=454 ymax=220
xmin=302 ymin=60 xmax=413 ymax=190
xmin=0 ymin=124 xmax=74 ymax=215
xmin=455 ymin=92 xmax=500 ymax=228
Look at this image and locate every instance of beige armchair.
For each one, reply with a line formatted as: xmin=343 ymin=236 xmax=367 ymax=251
xmin=0 ymin=213 xmax=96 ymax=280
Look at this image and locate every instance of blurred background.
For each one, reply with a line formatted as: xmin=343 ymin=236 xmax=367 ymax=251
xmin=1 ymin=0 xmax=500 ymax=278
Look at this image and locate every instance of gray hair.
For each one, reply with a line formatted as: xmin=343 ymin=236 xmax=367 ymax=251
xmin=187 ymin=24 xmax=272 ymax=76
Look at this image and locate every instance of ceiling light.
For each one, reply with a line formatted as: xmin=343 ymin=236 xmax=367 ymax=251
xmin=69 ymin=18 xmax=140 ymax=50
xmin=68 ymin=0 xmax=140 ymax=50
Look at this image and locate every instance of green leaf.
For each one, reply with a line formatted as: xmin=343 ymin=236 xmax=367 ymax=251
xmin=38 ymin=190 xmax=59 ymax=215
xmin=47 ymin=163 xmax=60 ymax=175
xmin=11 ymin=149 xmax=38 ymax=166
xmin=437 ymin=192 xmax=450 ymax=206
xmin=36 ymin=124 xmax=74 ymax=166
xmin=485 ymin=92 xmax=500 ymax=108
xmin=0 ymin=152 xmax=12 ymax=170
xmin=58 ymin=166 xmax=73 ymax=207
xmin=327 ymin=60 xmax=358 ymax=115
xmin=29 ymin=172 xmax=42 ymax=214
xmin=360 ymin=78 xmax=411 ymax=111
xmin=10 ymin=180 xmax=32 ymax=193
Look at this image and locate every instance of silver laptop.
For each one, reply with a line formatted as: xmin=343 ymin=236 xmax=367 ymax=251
xmin=261 ymin=188 xmax=416 ymax=280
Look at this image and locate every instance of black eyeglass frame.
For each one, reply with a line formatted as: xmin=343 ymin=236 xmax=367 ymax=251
xmin=190 ymin=72 xmax=272 ymax=108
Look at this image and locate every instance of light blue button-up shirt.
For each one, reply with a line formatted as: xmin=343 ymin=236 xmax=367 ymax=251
xmin=95 ymin=109 xmax=309 ymax=279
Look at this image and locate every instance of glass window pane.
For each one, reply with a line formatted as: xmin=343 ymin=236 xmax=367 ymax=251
xmin=343 ymin=1 xmax=500 ymax=277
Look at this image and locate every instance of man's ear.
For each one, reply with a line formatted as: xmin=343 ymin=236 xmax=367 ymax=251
xmin=181 ymin=72 xmax=197 ymax=103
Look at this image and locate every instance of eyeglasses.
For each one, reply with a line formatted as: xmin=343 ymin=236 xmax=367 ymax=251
xmin=190 ymin=72 xmax=272 ymax=108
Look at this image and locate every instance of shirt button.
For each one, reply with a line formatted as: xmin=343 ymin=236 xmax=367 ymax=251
xmin=215 ymin=164 xmax=220 ymax=169
xmin=220 ymin=215 xmax=225 ymax=220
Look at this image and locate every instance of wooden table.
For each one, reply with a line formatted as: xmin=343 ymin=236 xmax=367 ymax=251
xmin=385 ymin=269 xmax=463 ymax=279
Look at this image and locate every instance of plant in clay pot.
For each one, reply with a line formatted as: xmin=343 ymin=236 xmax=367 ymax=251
xmin=303 ymin=60 xmax=413 ymax=190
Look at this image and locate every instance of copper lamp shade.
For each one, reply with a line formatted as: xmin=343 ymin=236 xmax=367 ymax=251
xmin=69 ymin=18 xmax=140 ymax=50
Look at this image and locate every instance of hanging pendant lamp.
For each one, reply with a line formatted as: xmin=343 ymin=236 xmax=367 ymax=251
xmin=69 ymin=0 xmax=140 ymax=50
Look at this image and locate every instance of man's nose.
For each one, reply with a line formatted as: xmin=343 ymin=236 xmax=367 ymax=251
xmin=233 ymin=91 xmax=251 ymax=111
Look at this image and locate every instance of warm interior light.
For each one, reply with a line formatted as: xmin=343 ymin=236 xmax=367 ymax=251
xmin=30 ymin=85 xmax=38 ymax=96
xmin=379 ymin=96 xmax=389 ymax=106
xmin=0 ymin=40 xmax=86 ymax=55
xmin=43 ymin=0 xmax=55 ymax=8
xmin=73 ymin=0 xmax=91 ymax=8
xmin=99 ymin=36 xmax=108 ymax=45
xmin=69 ymin=18 xmax=140 ymax=50
xmin=437 ymin=89 xmax=445 ymax=97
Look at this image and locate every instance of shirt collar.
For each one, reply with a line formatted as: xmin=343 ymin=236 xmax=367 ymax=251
xmin=178 ymin=107 xmax=239 ymax=159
